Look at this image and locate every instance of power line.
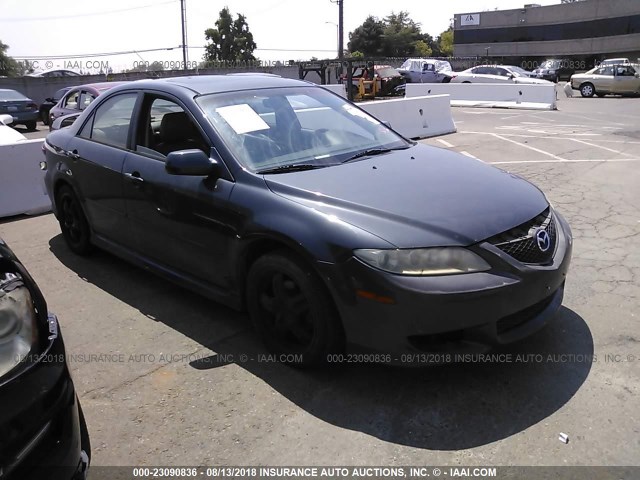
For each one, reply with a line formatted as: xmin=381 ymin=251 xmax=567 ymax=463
xmin=14 ymin=47 xmax=181 ymax=60
xmin=0 ymin=0 xmax=178 ymax=22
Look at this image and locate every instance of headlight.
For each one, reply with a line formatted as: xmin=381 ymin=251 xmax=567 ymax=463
xmin=0 ymin=272 xmax=38 ymax=379
xmin=354 ymin=248 xmax=490 ymax=276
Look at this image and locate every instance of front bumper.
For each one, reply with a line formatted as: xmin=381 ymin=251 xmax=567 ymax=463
xmin=0 ymin=315 xmax=89 ymax=480
xmin=320 ymin=212 xmax=572 ymax=357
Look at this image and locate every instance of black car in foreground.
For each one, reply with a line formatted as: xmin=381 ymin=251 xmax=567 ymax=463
xmin=0 ymin=239 xmax=89 ymax=478
xmin=43 ymin=75 xmax=572 ymax=366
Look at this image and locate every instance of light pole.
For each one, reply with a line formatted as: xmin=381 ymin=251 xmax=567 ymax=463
xmin=325 ymin=21 xmax=339 ymax=59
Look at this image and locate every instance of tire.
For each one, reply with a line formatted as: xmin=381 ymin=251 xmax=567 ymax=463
xmin=580 ymin=83 xmax=595 ymax=98
xmin=553 ymin=75 xmax=559 ymax=84
xmin=41 ymin=110 xmax=49 ymax=126
xmin=246 ymin=250 xmax=344 ymax=367
xmin=56 ymin=185 xmax=93 ymax=255
xmin=25 ymin=120 xmax=37 ymax=131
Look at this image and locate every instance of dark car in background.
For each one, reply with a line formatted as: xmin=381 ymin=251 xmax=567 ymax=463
xmin=532 ymin=59 xmax=575 ymax=83
xmin=0 ymin=89 xmax=39 ymax=130
xmin=0 ymin=238 xmax=90 ymax=479
xmin=40 ymin=87 xmax=72 ymax=126
xmin=49 ymin=82 xmax=127 ymax=128
xmin=43 ymin=75 xmax=572 ymax=366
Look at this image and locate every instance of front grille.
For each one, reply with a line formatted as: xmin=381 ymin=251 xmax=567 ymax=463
xmin=488 ymin=208 xmax=557 ymax=265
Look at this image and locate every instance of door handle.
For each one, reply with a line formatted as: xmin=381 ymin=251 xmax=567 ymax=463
xmin=124 ymin=172 xmax=144 ymax=184
xmin=66 ymin=149 xmax=80 ymax=160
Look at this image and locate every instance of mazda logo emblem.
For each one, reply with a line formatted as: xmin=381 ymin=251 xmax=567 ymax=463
xmin=535 ymin=229 xmax=551 ymax=252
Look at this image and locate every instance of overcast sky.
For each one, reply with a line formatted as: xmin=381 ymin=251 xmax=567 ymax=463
xmin=1 ymin=0 xmax=560 ymax=72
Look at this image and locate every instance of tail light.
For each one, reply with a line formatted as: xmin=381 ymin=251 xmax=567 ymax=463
xmin=26 ymin=102 xmax=38 ymax=110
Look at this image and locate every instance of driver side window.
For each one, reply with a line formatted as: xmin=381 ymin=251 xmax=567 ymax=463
xmin=135 ymin=96 xmax=208 ymax=159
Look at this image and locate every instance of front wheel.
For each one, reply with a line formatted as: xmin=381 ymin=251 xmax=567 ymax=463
xmin=580 ymin=83 xmax=595 ymax=98
xmin=246 ymin=251 xmax=344 ymax=367
xmin=56 ymin=185 xmax=93 ymax=255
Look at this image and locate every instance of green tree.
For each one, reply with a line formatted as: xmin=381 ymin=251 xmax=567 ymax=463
xmin=0 ymin=40 xmax=20 ymax=77
xmin=204 ymin=7 xmax=256 ymax=62
xmin=437 ymin=27 xmax=454 ymax=56
xmin=413 ymin=40 xmax=432 ymax=57
xmin=381 ymin=11 xmax=423 ymax=57
xmin=348 ymin=12 xmax=439 ymax=58
xmin=348 ymin=16 xmax=385 ymax=57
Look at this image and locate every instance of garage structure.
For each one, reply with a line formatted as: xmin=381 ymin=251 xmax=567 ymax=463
xmin=453 ymin=0 xmax=640 ymax=65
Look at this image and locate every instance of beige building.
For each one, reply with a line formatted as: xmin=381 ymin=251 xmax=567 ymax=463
xmin=454 ymin=0 xmax=640 ymax=61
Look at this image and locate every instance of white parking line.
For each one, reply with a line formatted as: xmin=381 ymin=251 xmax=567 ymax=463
xmin=489 ymin=158 xmax=640 ymax=165
xmin=460 ymin=131 xmax=640 ymax=144
xmin=436 ymin=139 xmax=455 ymax=148
xmin=568 ymin=138 xmax=637 ymax=157
xmin=460 ymin=151 xmax=484 ymax=162
xmin=490 ymin=133 xmax=566 ymax=160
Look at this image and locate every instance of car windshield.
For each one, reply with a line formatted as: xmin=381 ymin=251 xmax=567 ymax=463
xmin=196 ymin=86 xmax=411 ymax=173
xmin=510 ymin=66 xmax=529 ymax=75
xmin=0 ymin=90 xmax=27 ymax=101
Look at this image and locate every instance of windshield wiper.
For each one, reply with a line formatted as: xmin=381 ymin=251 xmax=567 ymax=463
xmin=342 ymin=145 xmax=412 ymax=163
xmin=256 ymin=164 xmax=327 ymax=174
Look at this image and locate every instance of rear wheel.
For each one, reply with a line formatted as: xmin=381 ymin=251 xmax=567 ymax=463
xmin=25 ymin=120 xmax=37 ymax=131
xmin=41 ymin=111 xmax=49 ymax=125
xmin=246 ymin=251 xmax=344 ymax=367
xmin=56 ymin=185 xmax=92 ymax=255
xmin=580 ymin=83 xmax=595 ymax=98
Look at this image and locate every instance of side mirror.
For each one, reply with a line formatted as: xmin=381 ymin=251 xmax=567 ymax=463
xmin=165 ymin=149 xmax=220 ymax=177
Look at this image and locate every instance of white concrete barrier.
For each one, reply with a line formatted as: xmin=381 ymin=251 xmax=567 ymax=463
xmin=321 ymin=84 xmax=347 ymax=98
xmin=0 ymin=139 xmax=51 ymax=218
xmin=406 ymin=83 xmax=557 ymax=110
xmin=359 ymin=95 xmax=456 ymax=139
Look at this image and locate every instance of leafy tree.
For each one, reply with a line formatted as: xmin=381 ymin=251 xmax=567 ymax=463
xmin=348 ymin=12 xmax=440 ymax=58
xmin=348 ymin=16 xmax=384 ymax=57
xmin=437 ymin=27 xmax=454 ymax=56
xmin=413 ymin=40 xmax=432 ymax=57
xmin=204 ymin=7 xmax=257 ymax=62
xmin=0 ymin=40 xmax=20 ymax=77
xmin=381 ymin=11 xmax=423 ymax=57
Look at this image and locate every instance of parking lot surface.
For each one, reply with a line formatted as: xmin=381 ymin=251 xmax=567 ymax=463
xmin=1 ymin=93 xmax=639 ymax=467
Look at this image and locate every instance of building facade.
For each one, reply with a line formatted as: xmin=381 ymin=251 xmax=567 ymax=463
xmin=454 ymin=0 xmax=640 ymax=64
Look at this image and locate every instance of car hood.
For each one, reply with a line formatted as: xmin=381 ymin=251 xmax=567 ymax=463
xmin=264 ymin=144 xmax=548 ymax=248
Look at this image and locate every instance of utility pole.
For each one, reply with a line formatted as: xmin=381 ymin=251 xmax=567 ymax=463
xmin=330 ymin=0 xmax=343 ymax=59
xmin=338 ymin=0 xmax=343 ymax=60
xmin=180 ymin=0 xmax=188 ymax=70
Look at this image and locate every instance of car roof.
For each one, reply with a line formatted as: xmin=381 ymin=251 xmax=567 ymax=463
xmin=68 ymin=81 xmax=129 ymax=92
xmin=111 ymin=75 xmax=309 ymax=97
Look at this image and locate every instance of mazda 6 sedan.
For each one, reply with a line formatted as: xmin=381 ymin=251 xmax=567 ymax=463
xmin=43 ymin=75 xmax=572 ymax=366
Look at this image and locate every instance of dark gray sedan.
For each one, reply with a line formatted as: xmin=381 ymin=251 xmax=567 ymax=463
xmin=0 ymin=89 xmax=39 ymax=130
xmin=43 ymin=75 xmax=572 ymax=366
